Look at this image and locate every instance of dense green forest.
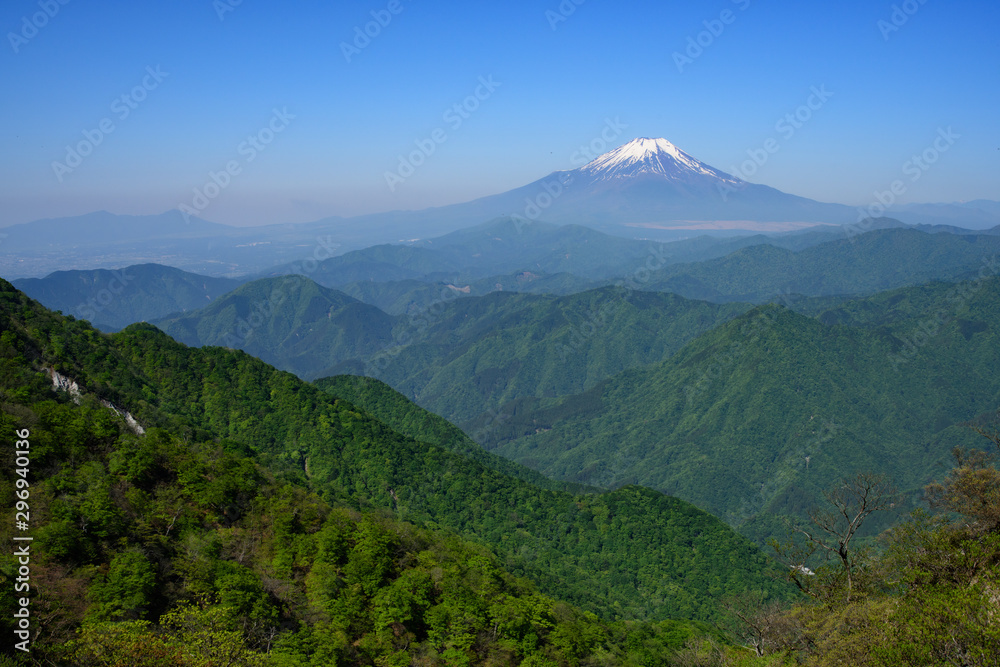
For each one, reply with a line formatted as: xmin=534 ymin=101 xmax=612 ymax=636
xmin=0 ymin=280 xmax=789 ymax=664
xmin=477 ymin=276 xmax=1000 ymax=543
xmin=360 ymin=287 xmax=749 ymax=424
xmin=140 ymin=227 xmax=1000 ymax=446
xmin=0 ymin=389 xmax=723 ymax=665
xmin=312 ymin=375 xmax=584 ymax=494
xmin=155 ymin=278 xmax=751 ymax=421
xmin=156 ymin=275 xmax=396 ymax=379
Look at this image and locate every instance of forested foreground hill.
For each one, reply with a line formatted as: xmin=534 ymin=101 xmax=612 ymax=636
xmin=0 ymin=280 xmax=790 ymax=664
xmin=478 ymin=277 xmax=1000 ymax=543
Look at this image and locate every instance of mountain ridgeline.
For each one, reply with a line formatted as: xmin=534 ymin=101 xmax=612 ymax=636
xmin=0 ymin=279 xmax=789 ymax=665
xmin=14 ymin=220 xmax=998 ymax=551
xmin=473 ymin=276 xmax=1000 ymax=543
xmin=644 ymin=227 xmax=1000 ymax=302
xmin=15 ymin=217 xmax=999 ymax=328
xmin=146 ymin=224 xmax=1000 ymax=429
xmin=5 ymin=139 xmax=997 ymax=279
xmin=12 ymin=263 xmax=245 ymax=332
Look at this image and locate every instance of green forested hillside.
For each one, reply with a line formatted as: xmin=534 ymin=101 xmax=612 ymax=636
xmin=144 ymin=227 xmax=1000 ymax=434
xmin=155 ymin=275 xmax=395 ymax=378
xmin=337 ymin=271 xmax=594 ymax=316
xmin=12 ymin=263 xmax=244 ymax=332
xmin=700 ymin=430 xmax=1000 ymax=666
xmin=0 ymin=348 xmax=716 ymax=665
xmin=152 ymin=277 xmax=751 ymax=422
xmin=0 ymin=280 xmax=788 ymax=645
xmin=478 ymin=277 xmax=1000 ymax=543
xmin=313 ymin=375 xmax=586 ymax=494
xmin=645 ymin=228 xmax=1000 ymax=302
xmin=366 ymin=287 xmax=751 ymax=424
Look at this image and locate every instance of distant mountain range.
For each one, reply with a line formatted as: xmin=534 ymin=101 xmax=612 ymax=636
xmin=0 ymin=215 xmax=849 ymax=328
xmin=643 ymin=227 xmax=1000 ymax=302
xmin=19 ymin=222 xmax=1000 ymax=364
xmin=12 ymin=264 xmax=243 ymax=331
xmin=5 ymin=188 xmax=1000 ymax=577
xmin=142 ymin=224 xmax=1000 ymax=428
xmin=3 ymin=137 xmax=996 ymax=278
xmin=1 ymin=278 xmax=788 ymax=625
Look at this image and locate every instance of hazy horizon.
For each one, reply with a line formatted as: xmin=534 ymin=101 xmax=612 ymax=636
xmin=2 ymin=0 xmax=998 ymax=227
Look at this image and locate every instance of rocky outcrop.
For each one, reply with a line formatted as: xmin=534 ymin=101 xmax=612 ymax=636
xmin=46 ymin=367 xmax=145 ymax=435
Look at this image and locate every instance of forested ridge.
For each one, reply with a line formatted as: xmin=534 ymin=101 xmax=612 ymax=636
xmin=3 ymin=265 xmax=998 ymax=665
xmin=0 ymin=280 xmax=785 ymax=665
xmin=480 ymin=277 xmax=1000 ymax=544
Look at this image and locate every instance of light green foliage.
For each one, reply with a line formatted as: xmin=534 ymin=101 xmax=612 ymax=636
xmin=0 ymin=279 xmax=762 ymax=664
xmin=716 ymin=435 xmax=1000 ymax=667
xmin=89 ymin=550 xmax=158 ymax=621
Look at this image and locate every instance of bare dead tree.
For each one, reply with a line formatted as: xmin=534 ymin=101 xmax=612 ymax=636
xmin=721 ymin=591 xmax=804 ymax=657
xmin=795 ymin=472 xmax=896 ymax=604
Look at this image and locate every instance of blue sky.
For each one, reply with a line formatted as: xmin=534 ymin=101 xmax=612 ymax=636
xmin=1 ymin=0 xmax=997 ymax=226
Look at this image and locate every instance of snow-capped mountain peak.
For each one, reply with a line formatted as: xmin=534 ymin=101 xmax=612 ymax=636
xmin=577 ymin=137 xmax=741 ymax=184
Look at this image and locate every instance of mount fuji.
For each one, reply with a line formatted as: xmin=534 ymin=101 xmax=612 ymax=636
xmin=482 ymin=137 xmax=859 ymax=235
xmin=304 ymin=137 xmax=858 ymax=243
xmin=573 ymin=137 xmax=743 ymax=184
xmin=8 ymin=138 xmax=994 ymax=278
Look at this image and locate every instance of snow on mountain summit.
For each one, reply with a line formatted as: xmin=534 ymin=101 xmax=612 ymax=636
xmin=577 ymin=137 xmax=742 ymax=184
